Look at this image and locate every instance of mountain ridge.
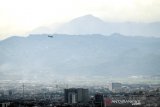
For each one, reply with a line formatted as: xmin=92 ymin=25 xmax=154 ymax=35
xmin=29 ymin=15 xmax=160 ymax=37
xmin=0 ymin=34 xmax=160 ymax=83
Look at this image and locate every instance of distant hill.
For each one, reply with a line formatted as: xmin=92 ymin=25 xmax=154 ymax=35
xmin=0 ymin=34 xmax=160 ymax=83
xmin=30 ymin=15 xmax=160 ymax=37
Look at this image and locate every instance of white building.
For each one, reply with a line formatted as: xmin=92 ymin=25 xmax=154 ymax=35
xmin=109 ymin=83 xmax=122 ymax=92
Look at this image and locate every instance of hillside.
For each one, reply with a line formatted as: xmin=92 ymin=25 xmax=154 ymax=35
xmin=0 ymin=34 xmax=160 ymax=83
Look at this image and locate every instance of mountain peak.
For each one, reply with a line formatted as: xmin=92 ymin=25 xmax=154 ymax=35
xmin=70 ymin=14 xmax=104 ymax=23
xmin=79 ymin=14 xmax=97 ymax=19
xmin=56 ymin=14 xmax=106 ymax=34
xmin=54 ymin=15 xmax=160 ymax=36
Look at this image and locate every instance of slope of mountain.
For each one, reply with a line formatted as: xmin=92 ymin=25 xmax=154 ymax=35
xmin=30 ymin=26 xmax=54 ymax=34
xmin=0 ymin=34 xmax=160 ymax=83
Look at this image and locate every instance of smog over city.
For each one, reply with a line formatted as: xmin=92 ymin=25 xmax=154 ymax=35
xmin=0 ymin=0 xmax=160 ymax=107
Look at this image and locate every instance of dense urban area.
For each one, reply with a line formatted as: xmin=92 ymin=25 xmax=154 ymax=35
xmin=0 ymin=81 xmax=159 ymax=107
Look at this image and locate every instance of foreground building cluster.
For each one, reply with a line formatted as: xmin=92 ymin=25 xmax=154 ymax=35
xmin=0 ymin=82 xmax=160 ymax=107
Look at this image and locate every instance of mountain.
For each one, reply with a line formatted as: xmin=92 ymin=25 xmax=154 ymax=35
xmin=56 ymin=15 xmax=107 ymax=35
xmin=30 ymin=15 xmax=160 ymax=37
xmin=29 ymin=23 xmax=61 ymax=35
xmin=56 ymin=15 xmax=160 ymax=37
xmin=0 ymin=34 xmax=160 ymax=83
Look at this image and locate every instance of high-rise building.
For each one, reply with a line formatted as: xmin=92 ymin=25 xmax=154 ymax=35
xmin=109 ymin=83 xmax=122 ymax=92
xmin=64 ymin=88 xmax=89 ymax=104
xmin=94 ymin=93 xmax=104 ymax=107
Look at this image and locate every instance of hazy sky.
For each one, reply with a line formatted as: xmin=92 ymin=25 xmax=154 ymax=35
xmin=0 ymin=0 xmax=160 ymax=39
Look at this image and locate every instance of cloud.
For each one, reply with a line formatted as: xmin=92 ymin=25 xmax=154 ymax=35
xmin=129 ymin=75 xmax=143 ymax=79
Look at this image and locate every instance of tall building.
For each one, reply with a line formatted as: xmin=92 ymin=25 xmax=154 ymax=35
xmin=64 ymin=88 xmax=89 ymax=104
xmin=109 ymin=83 xmax=122 ymax=92
xmin=94 ymin=93 xmax=104 ymax=107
